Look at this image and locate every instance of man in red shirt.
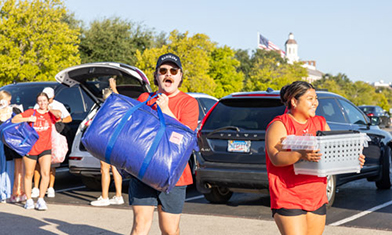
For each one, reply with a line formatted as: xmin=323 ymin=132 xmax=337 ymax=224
xmin=129 ymin=53 xmax=198 ymax=235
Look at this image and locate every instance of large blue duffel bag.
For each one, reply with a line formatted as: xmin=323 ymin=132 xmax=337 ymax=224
xmin=81 ymin=93 xmax=198 ymax=193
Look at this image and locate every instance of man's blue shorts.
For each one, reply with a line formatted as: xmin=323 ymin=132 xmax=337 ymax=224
xmin=128 ymin=177 xmax=187 ymax=214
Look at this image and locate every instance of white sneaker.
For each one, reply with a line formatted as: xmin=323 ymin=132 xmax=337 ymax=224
xmin=31 ymin=188 xmax=39 ymax=198
xmin=24 ymin=199 xmax=34 ymax=210
xmin=47 ymin=187 xmax=55 ymax=198
xmin=35 ymin=198 xmax=48 ymax=211
xmin=90 ymin=196 xmax=110 ymax=206
xmin=109 ymin=196 xmax=124 ymax=205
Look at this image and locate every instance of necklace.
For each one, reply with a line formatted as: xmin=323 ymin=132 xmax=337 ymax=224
xmin=288 ymin=113 xmax=308 ymax=124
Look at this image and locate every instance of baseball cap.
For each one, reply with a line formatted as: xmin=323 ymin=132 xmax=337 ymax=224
xmin=42 ymin=87 xmax=55 ymax=99
xmin=155 ymin=53 xmax=182 ymax=70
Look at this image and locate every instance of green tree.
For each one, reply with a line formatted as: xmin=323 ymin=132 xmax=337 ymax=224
xmin=0 ymin=0 xmax=80 ymax=85
xmin=135 ymin=30 xmax=217 ymax=95
xmin=243 ymin=49 xmax=307 ymax=91
xmin=79 ymin=17 xmax=155 ymax=65
xmin=208 ymin=46 xmax=244 ymax=98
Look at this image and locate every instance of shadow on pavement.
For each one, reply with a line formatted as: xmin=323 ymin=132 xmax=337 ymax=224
xmin=0 ymin=212 xmax=121 ymax=234
xmin=44 ymin=218 xmax=122 ymax=235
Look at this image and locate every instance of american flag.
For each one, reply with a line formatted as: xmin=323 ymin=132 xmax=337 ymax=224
xmin=258 ymin=33 xmax=286 ymax=56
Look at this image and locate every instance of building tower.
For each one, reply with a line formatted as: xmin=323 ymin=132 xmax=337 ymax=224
xmin=285 ymin=32 xmax=299 ymax=63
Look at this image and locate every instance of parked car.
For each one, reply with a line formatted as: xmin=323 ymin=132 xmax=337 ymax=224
xmin=358 ymin=105 xmax=391 ymax=128
xmin=195 ymin=90 xmax=392 ymax=207
xmin=56 ymin=62 xmax=152 ymax=189
xmin=0 ymin=81 xmax=96 ymax=166
xmin=187 ymin=92 xmax=219 ymax=129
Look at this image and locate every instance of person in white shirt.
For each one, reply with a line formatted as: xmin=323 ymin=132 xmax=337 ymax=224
xmin=31 ymin=87 xmax=72 ymax=198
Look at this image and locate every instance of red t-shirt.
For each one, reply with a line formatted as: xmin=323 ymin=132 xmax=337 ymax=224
xmin=21 ymin=109 xmax=59 ymax=155
xmin=138 ymin=91 xmax=199 ymax=186
xmin=266 ymin=114 xmax=328 ymax=211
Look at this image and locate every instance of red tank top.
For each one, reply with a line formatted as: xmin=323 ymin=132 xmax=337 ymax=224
xmin=266 ymin=114 xmax=328 ymax=210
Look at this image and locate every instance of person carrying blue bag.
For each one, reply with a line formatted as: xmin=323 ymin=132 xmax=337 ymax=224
xmin=128 ymin=53 xmax=199 ymax=235
xmin=12 ymin=92 xmax=61 ymax=210
xmin=0 ymin=90 xmax=21 ymax=203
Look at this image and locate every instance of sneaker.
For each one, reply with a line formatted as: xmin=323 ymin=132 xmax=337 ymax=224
xmin=31 ymin=188 xmax=39 ymax=198
xmin=90 ymin=196 xmax=110 ymax=206
xmin=24 ymin=199 xmax=34 ymax=210
xmin=46 ymin=188 xmax=55 ymax=198
xmin=109 ymin=196 xmax=124 ymax=205
xmin=35 ymin=198 xmax=48 ymax=211
xmin=10 ymin=195 xmax=20 ymax=203
xmin=20 ymin=194 xmax=27 ymax=202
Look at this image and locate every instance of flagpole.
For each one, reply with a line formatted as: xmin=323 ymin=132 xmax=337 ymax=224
xmin=257 ymin=32 xmax=259 ymax=48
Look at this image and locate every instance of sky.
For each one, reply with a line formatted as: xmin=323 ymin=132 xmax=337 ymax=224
xmin=64 ymin=0 xmax=392 ymax=84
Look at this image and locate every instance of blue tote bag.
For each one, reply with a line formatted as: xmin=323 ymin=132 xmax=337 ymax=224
xmin=0 ymin=112 xmax=39 ymax=157
xmin=82 ymin=93 xmax=198 ymax=193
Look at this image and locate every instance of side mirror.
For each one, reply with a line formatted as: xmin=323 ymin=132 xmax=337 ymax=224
xmin=370 ymin=116 xmax=380 ymax=126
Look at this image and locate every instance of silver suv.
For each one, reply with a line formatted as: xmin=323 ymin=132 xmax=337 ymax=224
xmin=55 ymin=62 xmax=152 ymax=189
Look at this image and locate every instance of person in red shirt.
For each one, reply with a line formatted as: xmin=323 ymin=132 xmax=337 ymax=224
xmin=128 ymin=53 xmax=198 ymax=235
xmin=265 ymin=81 xmax=365 ymax=235
xmin=12 ymin=92 xmax=61 ymax=210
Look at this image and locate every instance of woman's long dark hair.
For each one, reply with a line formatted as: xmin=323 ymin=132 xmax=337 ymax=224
xmin=280 ymin=81 xmax=315 ymax=109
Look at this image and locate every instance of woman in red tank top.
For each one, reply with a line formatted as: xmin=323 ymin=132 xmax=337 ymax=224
xmin=265 ymin=81 xmax=365 ymax=235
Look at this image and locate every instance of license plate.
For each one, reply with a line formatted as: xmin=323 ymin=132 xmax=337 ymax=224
xmin=227 ymin=140 xmax=251 ymax=153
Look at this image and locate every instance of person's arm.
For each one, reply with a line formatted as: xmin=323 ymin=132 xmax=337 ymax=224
xmin=265 ymin=121 xmax=322 ymax=167
xmin=49 ymin=108 xmax=62 ymax=119
xmin=12 ymin=113 xmax=36 ymax=123
xmin=109 ymin=78 xmax=119 ymax=94
xmin=61 ymin=115 xmax=72 ymax=123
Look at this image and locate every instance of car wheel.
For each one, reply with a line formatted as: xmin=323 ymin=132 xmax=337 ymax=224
xmin=81 ymin=176 xmax=102 ymax=190
xmin=326 ymin=175 xmax=336 ymax=208
xmin=203 ymin=187 xmax=233 ymax=204
xmin=376 ymin=146 xmax=392 ymax=189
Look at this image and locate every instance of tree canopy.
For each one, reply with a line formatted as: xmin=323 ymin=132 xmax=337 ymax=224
xmin=79 ymin=17 xmax=155 ymax=65
xmin=135 ymin=30 xmax=243 ymax=98
xmin=0 ymin=0 xmax=80 ymax=85
xmin=242 ymin=50 xmax=307 ymax=91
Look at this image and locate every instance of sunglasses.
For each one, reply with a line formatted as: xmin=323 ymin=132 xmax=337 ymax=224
xmin=158 ymin=67 xmax=180 ymax=75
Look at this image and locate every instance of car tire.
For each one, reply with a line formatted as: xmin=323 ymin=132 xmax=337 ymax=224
xmin=375 ymin=146 xmax=392 ymax=190
xmin=326 ymin=175 xmax=336 ymax=208
xmin=203 ymin=187 xmax=233 ymax=204
xmin=81 ymin=176 xmax=102 ymax=191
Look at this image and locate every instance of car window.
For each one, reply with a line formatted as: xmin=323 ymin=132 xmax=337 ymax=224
xmin=199 ymin=97 xmax=217 ymax=113
xmin=56 ymin=86 xmax=92 ymax=121
xmin=83 ymin=74 xmax=148 ymax=99
xmin=337 ymin=99 xmax=367 ymax=125
xmin=317 ymin=98 xmax=346 ymax=123
xmin=202 ymin=98 xmax=285 ymax=130
xmin=195 ymin=98 xmax=204 ymax=121
xmin=2 ymin=84 xmax=56 ymax=110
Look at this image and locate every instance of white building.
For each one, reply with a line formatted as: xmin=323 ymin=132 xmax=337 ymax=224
xmin=284 ymin=33 xmax=323 ymax=83
xmin=373 ymin=80 xmax=392 ymax=88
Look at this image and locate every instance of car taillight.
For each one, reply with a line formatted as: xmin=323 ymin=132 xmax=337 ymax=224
xmin=69 ymin=157 xmax=83 ymax=161
xmin=367 ymin=113 xmax=374 ymax=117
xmin=197 ymin=102 xmax=219 ymax=138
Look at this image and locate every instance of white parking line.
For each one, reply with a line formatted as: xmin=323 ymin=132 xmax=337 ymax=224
xmin=185 ymin=195 xmax=204 ymax=202
xmin=329 ymin=200 xmax=392 ymax=226
xmin=56 ymin=185 xmax=86 ymax=193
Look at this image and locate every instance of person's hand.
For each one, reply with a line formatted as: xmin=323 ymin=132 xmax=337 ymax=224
xmin=298 ymin=149 xmax=322 ymax=162
xmin=109 ymin=77 xmax=118 ymax=92
xmin=156 ymin=94 xmax=169 ymax=112
xmin=29 ymin=116 xmax=37 ymax=122
xmin=359 ymin=154 xmax=366 ymax=168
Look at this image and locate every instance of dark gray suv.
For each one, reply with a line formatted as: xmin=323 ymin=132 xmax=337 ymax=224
xmin=195 ymin=90 xmax=392 ymax=207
